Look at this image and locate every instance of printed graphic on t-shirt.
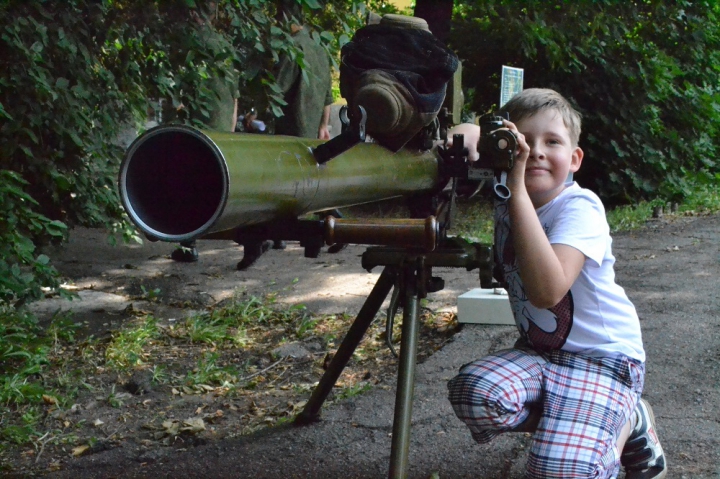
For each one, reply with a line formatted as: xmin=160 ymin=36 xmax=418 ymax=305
xmin=495 ymin=202 xmax=573 ymax=351
xmin=524 ymin=293 xmax=573 ymax=350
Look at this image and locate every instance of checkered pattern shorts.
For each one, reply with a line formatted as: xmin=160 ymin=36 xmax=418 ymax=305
xmin=448 ymin=348 xmax=644 ymax=479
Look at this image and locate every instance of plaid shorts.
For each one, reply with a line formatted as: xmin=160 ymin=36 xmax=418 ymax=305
xmin=448 ymin=347 xmax=644 ymax=478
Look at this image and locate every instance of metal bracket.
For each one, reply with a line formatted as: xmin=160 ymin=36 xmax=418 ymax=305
xmin=312 ymin=105 xmax=367 ymax=165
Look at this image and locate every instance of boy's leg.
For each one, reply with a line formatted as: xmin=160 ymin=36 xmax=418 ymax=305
xmin=447 ymin=348 xmax=546 ymax=443
xmin=527 ymin=352 xmax=644 ymax=479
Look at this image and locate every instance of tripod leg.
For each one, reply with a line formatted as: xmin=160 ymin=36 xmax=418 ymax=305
xmin=237 ymin=239 xmax=271 ymax=271
xmin=295 ymin=266 xmax=398 ymax=425
xmin=389 ymin=260 xmax=421 ymax=479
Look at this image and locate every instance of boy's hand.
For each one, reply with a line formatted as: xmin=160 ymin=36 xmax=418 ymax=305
xmin=501 ymin=119 xmax=530 ymax=194
xmin=446 ymin=123 xmax=481 ymax=162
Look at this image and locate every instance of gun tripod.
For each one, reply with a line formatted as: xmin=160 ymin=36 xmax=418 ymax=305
xmin=295 ymin=238 xmax=493 ymax=479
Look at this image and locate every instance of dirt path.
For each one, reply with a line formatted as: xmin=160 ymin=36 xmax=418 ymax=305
xmin=33 ymin=227 xmax=475 ymax=329
xmin=17 ymin=213 xmax=720 ymax=477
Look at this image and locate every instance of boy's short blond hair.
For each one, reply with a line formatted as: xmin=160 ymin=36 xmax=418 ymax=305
xmin=500 ymin=88 xmax=582 ymax=146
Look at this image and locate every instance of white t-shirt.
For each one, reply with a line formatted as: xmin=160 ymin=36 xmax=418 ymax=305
xmin=494 ymin=182 xmax=645 ymax=362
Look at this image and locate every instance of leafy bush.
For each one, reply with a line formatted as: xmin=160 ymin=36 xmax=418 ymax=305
xmin=0 ymin=1 xmax=148 ymax=306
xmin=0 ymin=0 xmax=364 ymax=305
xmin=0 ymin=305 xmax=50 ymax=405
xmin=450 ymin=1 xmax=720 ymax=205
xmin=0 ymin=171 xmax=66 ymax=307
xmin=0 ymin=0 xmax=369 ymax=449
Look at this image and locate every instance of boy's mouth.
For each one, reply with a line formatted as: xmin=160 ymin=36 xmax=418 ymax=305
xmin=525 ymin=166 xmax=547 ymax=175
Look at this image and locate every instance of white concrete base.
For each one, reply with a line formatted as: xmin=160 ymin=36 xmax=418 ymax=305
xmin=457 ymin=288 xmax=515 ymax=325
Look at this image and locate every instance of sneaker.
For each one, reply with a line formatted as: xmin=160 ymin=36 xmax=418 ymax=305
xmin=622 ymin=398 xmax=667 ymax=479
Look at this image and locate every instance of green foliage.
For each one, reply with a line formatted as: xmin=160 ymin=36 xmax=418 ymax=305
xmin=0 ymin=171 xmax=66 ymax=307
xmin=0 ymin=0 xmax=363 ymax=305
xmin=333 ymin=381 xmax=372 ymax=401
xmin=179 ymin=294 xmax=307 ymax=346
xmin=1 ymin=422 xmax=41 ymax=447
xmin=449 ymin=196 xmax=494 ymax=243
xmin=607 ymin=171 xmax=720 ymax=232
xmin=677 ymin=171 xmax=720 ymax=213
xmin=0 ymin=306 xmax=44 ymax=375
xmin=185 ymin=352 xmax=239 ymax=388
xmin=0 ymin=306 xmax=61 ymax=449
xmin=105 ymin=316 xmax=159 ymax=370
xmin=451 ymin=1 xmax=720 ymax=205
xmin=0 ymin=1 xmax=140 ymax=227
xmin=606 ymin=202 xmax=656 ymax=233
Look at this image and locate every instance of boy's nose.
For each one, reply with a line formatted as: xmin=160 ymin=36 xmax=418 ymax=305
xmin=529 ymin=145 xmax=544 ymax=159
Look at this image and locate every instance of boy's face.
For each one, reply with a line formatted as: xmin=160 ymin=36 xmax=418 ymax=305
xmin=515 ymin=109 xmax=583 ymax=208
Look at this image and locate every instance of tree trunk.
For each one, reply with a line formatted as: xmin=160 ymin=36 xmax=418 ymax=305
xmin=414 ymin=0 xmax=453 ymax=44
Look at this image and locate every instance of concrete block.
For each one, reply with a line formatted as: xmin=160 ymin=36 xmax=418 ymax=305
xmin=457 ymin=288 xmax=515 ymax=325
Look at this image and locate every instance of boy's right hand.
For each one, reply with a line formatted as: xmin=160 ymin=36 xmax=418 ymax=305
xmin=446 ymin=123 xmax=481 ymax=163
xmin=500 ymin=119 xmax=530 ymax=194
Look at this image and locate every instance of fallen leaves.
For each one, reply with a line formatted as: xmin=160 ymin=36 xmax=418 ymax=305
xmin=153 ymin=417 xmax=202 ymax=445
xmin=71 ymin=445 xmax=90 ymax=457
xmin=143 ymin=409 xmax=226 ymax=446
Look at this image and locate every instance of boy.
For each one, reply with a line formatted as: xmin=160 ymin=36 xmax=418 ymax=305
xmin=447 ymin=89 xmax=666 ymax=478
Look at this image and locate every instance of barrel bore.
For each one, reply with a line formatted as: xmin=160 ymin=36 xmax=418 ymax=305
xmin=120 ymin=126 xmax=228 ymax=241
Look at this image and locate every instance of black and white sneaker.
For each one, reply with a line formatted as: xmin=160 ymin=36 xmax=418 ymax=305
xmin=622 ymin=398 xmax=667 ymax=479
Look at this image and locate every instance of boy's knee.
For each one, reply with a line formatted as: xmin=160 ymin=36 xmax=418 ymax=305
xmin=448 ymin=365 xmax=524 ymax=409
xmin=447 ymin=372 xmax=498 ymax=410
xmin=447 ymin=373 xmax=527 ymax=430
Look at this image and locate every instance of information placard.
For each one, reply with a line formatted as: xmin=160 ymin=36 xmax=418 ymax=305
xmin=500 ymin=66 xmax=524 ymax=107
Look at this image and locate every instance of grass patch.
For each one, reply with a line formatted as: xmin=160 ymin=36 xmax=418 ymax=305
xmin=449 ymin=197 xmax=495 ymax=242
xmin=184 ymin=352 xmax=241 ymax=389
xmin=0 ymin=306 xmax=73 ymax=451
xmin=104 ymin=316 xmax=160 ymax=370
xmin=606 ymin=201 xmax=657 ymax=233
xmin=0 ymin=290 xmax=460 ymax=474
xmin=608 ymin=174 xmax=720 ymax=232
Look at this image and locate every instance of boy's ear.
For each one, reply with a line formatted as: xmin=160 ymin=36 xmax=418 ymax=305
xmin=570 ymin=146 xmax=584 ymax=173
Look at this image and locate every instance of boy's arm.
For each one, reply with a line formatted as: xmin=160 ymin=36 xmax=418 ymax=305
xmin=503 ymin=120 xmax=585 ymax=309
xmin=509 ymin=188 xmax=586 ymax=308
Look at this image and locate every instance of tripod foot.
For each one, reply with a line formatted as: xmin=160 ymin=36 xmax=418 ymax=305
xmin=237 ymin=240 xmax=272 ymax=270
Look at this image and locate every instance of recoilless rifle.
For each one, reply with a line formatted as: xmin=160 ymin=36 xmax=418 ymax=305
xmin=119 ymin=41 xmax=516 ymax=479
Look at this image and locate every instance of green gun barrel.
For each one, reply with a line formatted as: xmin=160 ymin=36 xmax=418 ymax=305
xmin=119 ymin=125 xmax=441 ymax=243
